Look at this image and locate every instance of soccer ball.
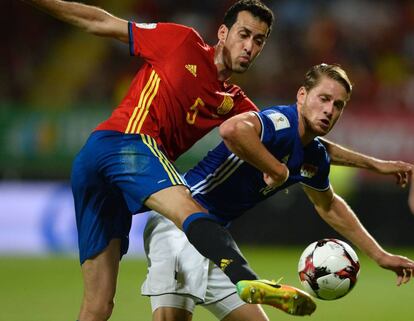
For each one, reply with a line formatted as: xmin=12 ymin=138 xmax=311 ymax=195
xmin=298 ymin=238 xmax=360 ymax=300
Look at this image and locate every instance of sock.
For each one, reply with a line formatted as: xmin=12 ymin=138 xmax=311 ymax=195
xmin=183 ymin=213 xmax=258 ymax=284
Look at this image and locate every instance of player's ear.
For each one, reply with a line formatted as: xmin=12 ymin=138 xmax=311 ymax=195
xmin=218 ymin=24 xmax=228 ymax=42
xmin=297 ymin=86 xmax=307 ymax=105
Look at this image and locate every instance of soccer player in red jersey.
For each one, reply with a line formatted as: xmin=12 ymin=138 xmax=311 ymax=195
xmin=21 ymin=1 xmax=414 ymax=321
xmin=96 ymin=20 xmax=262 ymax=161
xmin=22 ymin=1 xmax=282 ymax=320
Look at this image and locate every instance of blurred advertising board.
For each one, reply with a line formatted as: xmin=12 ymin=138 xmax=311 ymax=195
xmin=327 ymin=111 xmax=414 ymax=162
xmin=0 ymin=106 xmax=412 ymax=178
xmin=0 ymin=182 xmax=148 ymax=256
xmin=0 ymin=106 xmax=108 ymax=178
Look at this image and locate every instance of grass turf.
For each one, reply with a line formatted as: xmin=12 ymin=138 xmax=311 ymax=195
xmin=1 ymin=246 xmax=413 ymax=321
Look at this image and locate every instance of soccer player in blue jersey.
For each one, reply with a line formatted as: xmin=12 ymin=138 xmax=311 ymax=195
xmin=142 ymin=63 xmax=414 ymax=321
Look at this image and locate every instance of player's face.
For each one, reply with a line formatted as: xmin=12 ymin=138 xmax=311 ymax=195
xmin=298 ymin=77 xmax=349 ymax=136
xmin=220 ymin=11 xmax=269 ymax=73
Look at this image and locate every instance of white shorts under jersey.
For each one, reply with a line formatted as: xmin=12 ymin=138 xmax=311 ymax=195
xmin=141 ymin=211 xmax=245 ymax=318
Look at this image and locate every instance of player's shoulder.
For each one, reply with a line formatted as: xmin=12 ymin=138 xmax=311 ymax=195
xmin=163 ymin=22 xmax=205 ymax=42
xmin=306 ymin=138 xmax=330 ymax=163
xmin=133 ymin=22 xmax=203 ymax=41
xmin=258 ymin=104 xmax=298 ymax=132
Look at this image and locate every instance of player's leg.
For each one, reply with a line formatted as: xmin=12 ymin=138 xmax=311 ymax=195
xmin=152 ymin=307 xmax=192 ymax=321
xmin=142 ymin=211 xmax=202 ymax=321
xmin=221 ymin=304 xmax=268 ymax=321
xmin=202 ymin=260 xmax=269 ymax=321
xmin=145 ymin=185 xmax=258 ymax=283
xmin=205 ymin=295 xmax=268 ymax=321
xmin=78 ymin=239 xmax=121 ymax=321
xmin=72 ymin=132 xmax=133 ymax=321
xmin=73 ymin=187 xmax=131 ymax=321
xmin=151 ymin=295 xmax=195 ymax=321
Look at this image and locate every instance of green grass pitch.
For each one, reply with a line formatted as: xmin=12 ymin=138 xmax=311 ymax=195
xmin=1 ymin=246 xmax=413 ymax=321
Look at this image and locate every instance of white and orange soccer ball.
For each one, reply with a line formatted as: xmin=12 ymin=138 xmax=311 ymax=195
xmin=298 ymin=238 xmax=360 ymax=300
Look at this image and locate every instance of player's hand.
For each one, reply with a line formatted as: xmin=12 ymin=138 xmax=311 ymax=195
xmin=376 ymin=252 xmax=414 ymax=286
xmin=372 ymin=160 xmax=412 ymax=188
xmin=263 ymin=164 xmax=289 ymax=188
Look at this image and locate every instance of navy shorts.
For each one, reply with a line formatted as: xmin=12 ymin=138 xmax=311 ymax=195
xmin=71 ymin=130 xmax=186 ymax=264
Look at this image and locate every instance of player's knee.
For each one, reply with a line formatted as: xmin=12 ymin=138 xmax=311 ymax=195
xmin=82 ymin=298 xmax=115 ymax=321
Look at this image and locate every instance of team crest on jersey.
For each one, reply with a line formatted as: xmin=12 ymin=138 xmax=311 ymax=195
xmin=217 ymin=95 xmax=234 ymax=115
xmin=135 ymin=23 xmax=157 ymax=29
xmin=300 ymin=164 xmax=318 ymax=178
xmin=185 ymin=64 xmax=197 ymax=77
xmin=267 ymin=112 xmax=290 ymax=131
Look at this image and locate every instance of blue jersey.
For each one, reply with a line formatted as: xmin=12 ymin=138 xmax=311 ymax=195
xmin=185 ymin=104 xmax=331 ymax=222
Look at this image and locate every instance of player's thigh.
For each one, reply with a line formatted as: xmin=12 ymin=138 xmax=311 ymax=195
xmin=151 ymin=294 xmax=195 ymax=321
xmin=144 ymin=185 xmax=206 ymax=227
xmin=108 ymin=134 xmax=189 ymax=215
xmin=75 ymin=185 xmax=132 ymax=264
xmin=81 ymin=238 xmax=121 ymax=302
xmin=221 ymin=303 xmax=268 ymax=321
xmin=152 ymin=307 xmax=192 ymax=321
xmin=142 ymin=212 xmax=210 ymax=300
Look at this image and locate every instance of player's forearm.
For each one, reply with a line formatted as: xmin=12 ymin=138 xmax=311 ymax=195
xmin=23 ymin=0 xmax=127 ymax=40
xmin=409 ymin=175 xmax=414 ymax=214
xmin=319 ymin=138 xmax=379 ymax=169
xmin=315 ymin=194 xmax=386 ymax=262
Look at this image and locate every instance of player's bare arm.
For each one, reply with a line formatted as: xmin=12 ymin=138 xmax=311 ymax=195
xmin=409 ymin=174 xmax=414 ymax=214
xmin=219 ymin=112 xmax=289 ymax=187
xmin=22 ymin=0 xmax=129 ymax=43
xmin=320 ymin=137 xmax=412 ymax=187
xmin=303 ymin=185 xmax=414 ymax=285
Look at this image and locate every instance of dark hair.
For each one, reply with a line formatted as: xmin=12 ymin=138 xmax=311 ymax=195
xmin=223 ymin=0 xmax=274 ymax=37
xmin=303 ymin=63 xmax=353 ymax=99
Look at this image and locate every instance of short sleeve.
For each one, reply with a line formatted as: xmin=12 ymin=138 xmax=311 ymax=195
xmin=255 ymin=108 xmax=294 ymax=146
xmin=128 ymin=22 xmax=193 ymax=61
xmin=300 ymin=140 xmax=331 ymax=191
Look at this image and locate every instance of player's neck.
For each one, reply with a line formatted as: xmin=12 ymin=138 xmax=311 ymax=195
xmin=214 ymin=42 xmax=232 ymax=82
xmin=297 ymin=111 xmax=317 ymax=146
xmin=216 ymin=66 xmax=232 ymax=82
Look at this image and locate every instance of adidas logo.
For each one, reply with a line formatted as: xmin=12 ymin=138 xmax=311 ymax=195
xmin=185 ymin=64 xmax=197 ymax=77
xmin=220 ymin=258 xmax=233 ymax=271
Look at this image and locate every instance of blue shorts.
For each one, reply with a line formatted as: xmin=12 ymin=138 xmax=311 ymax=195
xmin=71 ymin=130 xmax=186 ymax=264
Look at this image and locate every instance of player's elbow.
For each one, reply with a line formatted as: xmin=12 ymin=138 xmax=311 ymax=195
xmin=219 ymin=119 xmax=237 ymax=141
xmin=219 ymin=118 xmax=249 ymax=143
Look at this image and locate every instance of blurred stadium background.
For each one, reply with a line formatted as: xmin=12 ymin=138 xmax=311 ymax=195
xmin=2 ymin=0 xmax=414 ymax=320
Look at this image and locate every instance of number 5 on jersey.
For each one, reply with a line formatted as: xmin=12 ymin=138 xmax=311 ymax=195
xmin=186 ymin=98 xmax=205 ymax=125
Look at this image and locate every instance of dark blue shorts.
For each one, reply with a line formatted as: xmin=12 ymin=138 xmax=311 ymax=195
xmin=71 ymin=130 xmax=186 ymax=264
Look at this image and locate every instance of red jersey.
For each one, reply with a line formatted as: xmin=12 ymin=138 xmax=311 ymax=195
xmin=96 ymin=22 xmax=258 ymax=161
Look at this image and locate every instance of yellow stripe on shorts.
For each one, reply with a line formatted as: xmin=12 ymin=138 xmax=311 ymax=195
xmin=140 ymin=134 xmax=184 ymax=186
